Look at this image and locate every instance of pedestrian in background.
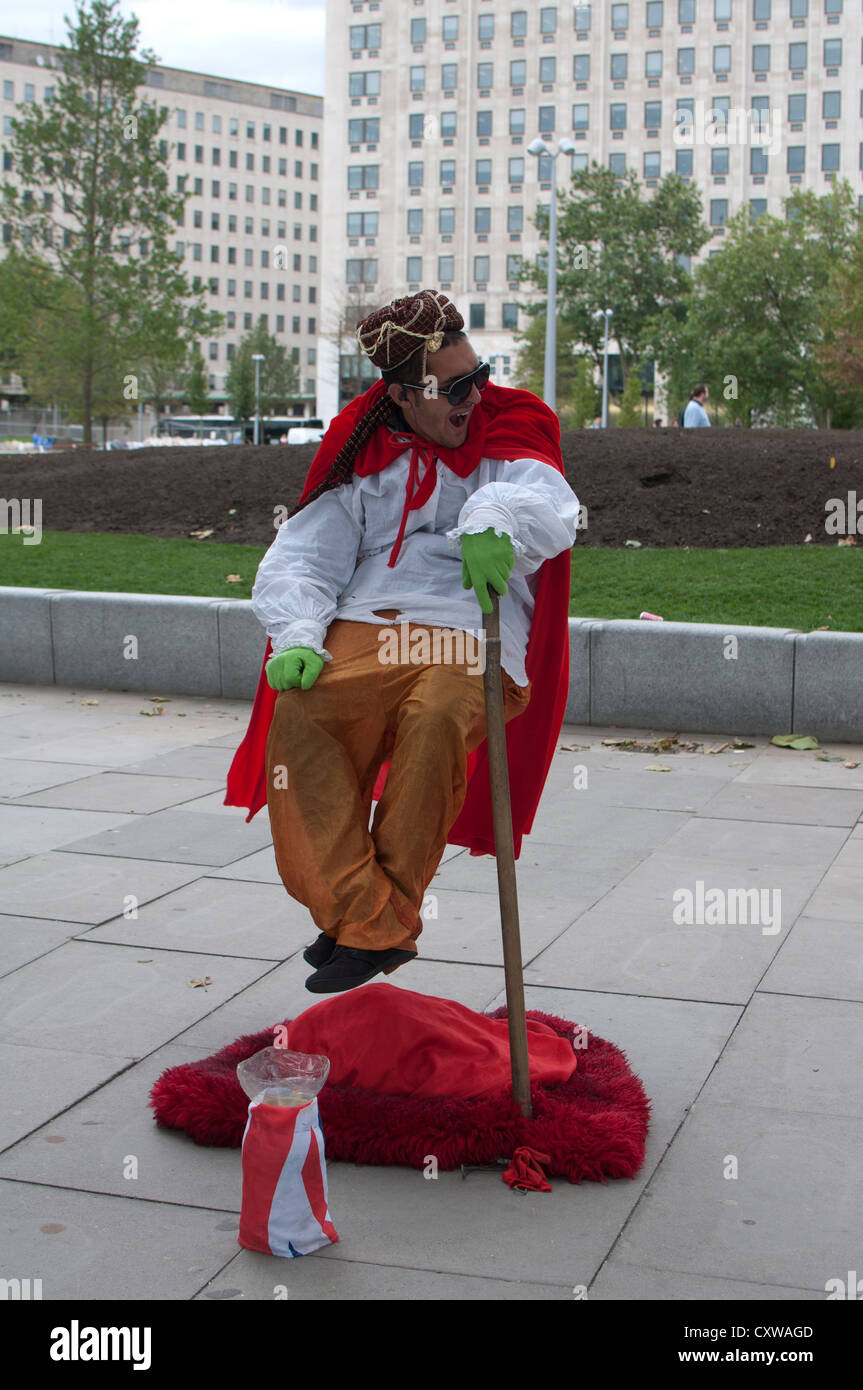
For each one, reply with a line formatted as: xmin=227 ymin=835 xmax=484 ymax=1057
xmin=681 ymin=385 xmax=711 ymax=428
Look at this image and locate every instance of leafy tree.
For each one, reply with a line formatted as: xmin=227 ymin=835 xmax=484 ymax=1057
xmin=0 ymin=0 xmax=220 ymax=442
xmin=226 ymin=320 xmax=299 ymax=428
xmin=511 ymin=313 xmax=582 ymax=411
xmin=520 ymin=164 xmax=710 ymax=391
xmin=571 ymin=356 xmax=599 ymax=428
xmin=183 ymin=349 xmax=210 ymax=434
xmin=616 ymin=370 xmax=644 ymax=427
xmin=647 ymin=184 xmax=861 ymax=426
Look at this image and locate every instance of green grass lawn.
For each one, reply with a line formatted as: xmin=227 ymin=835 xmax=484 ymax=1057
xmin=1 ymin=530 xmax=861 ymax=632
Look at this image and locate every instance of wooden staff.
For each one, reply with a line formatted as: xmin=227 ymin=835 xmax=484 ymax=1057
xmin=482 ymin=590 xmax=533 ymax=1120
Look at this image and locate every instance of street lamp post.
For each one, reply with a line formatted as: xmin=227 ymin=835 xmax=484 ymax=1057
xmin=252 ymin=353 xmax=265 ymax=445
xmin=594 ymin=308 xmax=613 ymax=429
xmin=526 ymin=136 xmax=576 ymax=411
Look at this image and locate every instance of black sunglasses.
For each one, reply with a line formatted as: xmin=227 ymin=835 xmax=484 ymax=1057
xmin=400 ymin=361 xmax=491 ymax=407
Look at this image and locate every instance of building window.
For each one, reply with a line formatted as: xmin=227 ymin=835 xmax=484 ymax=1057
xmin=787 ymin=145 xmax=805 ymax=172
xmin=347 ymin=211 xmax=378 ymax=236
xmin=346 ymin=258 xmax=377 ymax=284
xmin=349 ymin=71 xmax=381 ymax=97
xmin=573 ymin=103 xmax=590 ymax=130
xmin=647 ymin=1 xmax=664 ymax=24
xmin=611 ymin=54 xmax=628 ymax=79
xmin=788 ymin=93 xmax=806 ymax=122
xmin=679 ymin=0 xmax=696 ymax=18
xmin=822 ymin=91 xmax=840 ymax=119
xmin=645 ymin=100 xmax=662 ymax=127
xmin=750 ymin=146 xmax=768 ymax=174
xmin=440 ymin=159 xmax=456 ymax=185
xmin=750 ymin=198 xmax=767 ymax=218
xmin=710 ymin=199 xmax=728 ymax=225
xmin=475 ymin=207 xmax=491 ymax=233
xmin=511 ymin=60 xmax=526 ymax=87
xmin=609 ymin=153 xmax=626 ymax=175
xmin=539 ymin=106 xmax=555 ymax=132
xmin=411 ymin=17 xmax=426 ymax=43
xmin=676 ymin=148 xmax=693 ymax=174
xmin=508 ymin=156 xmax=525 ymax=183
xmin=477 ymin=110 xmax=492 ymax=137
xmin=512 ymin=10 xmax=527 ymax=38
xmin=407 ymin=208 xmax=423 ymax=234
xmin=541 ymin=6 xmax=558 ymax=32
xmin=350 ymin=24 xmax=381 ymax=51
xmin=753 ymin=0 xmax=770 ymax=17
xmin=752 ymin=45 xmax=770 ymax=71
xmin=476 ymin=158 xmax=492 ymax=184
xmin=470 ymin=303 xmax=486 ymax=329
xmin=645 ymin=50 xmax=662 ymax=77
xmin=508 ymin=206 xmax=524 ymax=232
xmin=540 ymin=56 xmax=556 ymax=83
xmin=611 ymin=3 xmax=629 ymax=27
xmin=506 ymin=254 xmax=523 ymax=280
xmin=821 ymin=143 xmax=840 ymax=170
xmin=789 ymin=42 xmax=807 ymax=70
xmin=410 ymin=66 xmax=426 ymax=93
xmin=441 ymin=111 xmax=457 ymax=138
xmin=440 ymin=207 xmax=455 ymax=234
xmin=347 ymin=165 xmax=379 ymax=189
xmin=711 ymin=146 xmax=729 ymax=174
xmin=574 ymin=54 xmax=590 ymax=80
xmin=644 ymin=151 xmax=661 ymax=178
xmin=474 ymin=256 xmax=490 ymax=282
xmin=502 ymin=303 xmax=518 ymax=329
xmin=610 ymin=103 xmax=627 ymax=129
xmin=438 ymin=254 xmax=454 ymax=281
xmin=406 ymin=256 xmax=422 ymax=281
xmin=477 ymin=62 xmax=493 ymax=89
xmin=790 ymin=0 xmax=807 ymax=13
xmin=478 ymin=14 xmax=494 ymax=40
xmin=574 ymin=4 xmax=592 ymax=29
xmin=714 ymin=45 xmax=731 ymax=72
xmin=442 ymin=64 xmax=458 ymax=89
xmin=349 ymin=118 xmax=380 ymax=143
xmin=823 ymin=39 xmax=841 ymax=66
xmin=443 ymin=15 xmax=459 ymax=40
xmin=510 ymin=108 xmax=526 ymax=136
xmin=678 ymin=47 xmax=695 ymax=75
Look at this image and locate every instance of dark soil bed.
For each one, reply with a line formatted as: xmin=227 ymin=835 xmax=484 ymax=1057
xmin=2 ymin=427 xmax=861 ymax=548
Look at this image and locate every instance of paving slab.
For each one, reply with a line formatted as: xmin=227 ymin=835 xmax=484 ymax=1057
xmin=759 ymin=917 xmax=863 ymax=1001
xmin=0 ymin=914 xmax=81 ymax=976
xmin=121 ymin=745 xmax=236 ymax=780
xmin=695 ymin=781 xmax=863 ymax=827
xmin=0 ymin=803 xmax=136 ymax=856
xmin=82 ymin=877 xmax=312 ymax=960
xmin=9 ymin=771 xmax=228 ymax=813
xmin=0 ymin=1179 xmax=242 ymax=1302
xmin=58 ymin=806 xmax=274 ymax=866
xmin=0 ymin=1041 xmax=133 ymax=1150
xmin=0 ymin=851 xmax=208 ymax=924
xmin=0 ymin=757 xmax=113 ymax=800
xmin=195 ymin=1256 xmax=574 ymax=1300
xmin=608 ymin=1101 xmax=863 ymax=1292
xmin=523 ymin=855 xmax=825 ymax=1003
xmin=0 ymin=939 xmax=276 ymax=1058
xmin=590 ymin=1261 xmax=825 ymax=1300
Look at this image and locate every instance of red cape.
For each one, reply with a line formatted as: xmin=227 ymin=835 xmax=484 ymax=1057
xmin=223 ymin=378 xmax=572 ymax=858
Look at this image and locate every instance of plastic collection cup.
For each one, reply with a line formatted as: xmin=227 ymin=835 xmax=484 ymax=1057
xmin=237 ymin=1046 xmax=330 ymax=1108
xmin=639 ymin=611 xmax=664 ymax=621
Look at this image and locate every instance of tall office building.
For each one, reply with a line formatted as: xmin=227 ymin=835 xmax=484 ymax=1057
xmin=0 ymin=35 xmax=323 ymax=424
xmin=320 ymin=0 xmax=861 ymax=423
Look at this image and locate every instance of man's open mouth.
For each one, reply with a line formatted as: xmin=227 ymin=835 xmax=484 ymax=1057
xmin=450 ymin=409 xmax=471 ymax=430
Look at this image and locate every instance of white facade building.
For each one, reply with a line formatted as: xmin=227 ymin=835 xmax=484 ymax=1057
xmin=0 ymin=35 xmax=323 ymax=420
xmin=321 ymin=0 xmax=862 ymax=422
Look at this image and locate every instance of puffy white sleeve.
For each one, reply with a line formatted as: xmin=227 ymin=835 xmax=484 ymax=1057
xmin=446 ymin=458 xmax=580 ymax=575
xmin=250 ymin=484 xmax=362 ymax=660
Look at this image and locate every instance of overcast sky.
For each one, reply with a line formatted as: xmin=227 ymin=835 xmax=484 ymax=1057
xmin=5 ymin=0 xmax=328 ymax=97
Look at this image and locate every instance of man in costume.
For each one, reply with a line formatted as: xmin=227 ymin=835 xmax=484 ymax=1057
xmin=225 ymin=290 xmax=580 ymax=994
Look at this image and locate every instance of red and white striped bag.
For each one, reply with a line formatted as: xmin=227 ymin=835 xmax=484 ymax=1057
xmin=238 ymin=1097 xmax=339 ymax=1258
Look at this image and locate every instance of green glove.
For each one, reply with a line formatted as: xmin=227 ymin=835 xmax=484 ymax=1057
xmin=461 ymin=527 xmax=515 ymax=615
xmin=266 ymin=646 xmax=324 ymax=691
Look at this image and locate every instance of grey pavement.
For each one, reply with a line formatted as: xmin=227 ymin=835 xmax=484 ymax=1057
xmin=0 ymin=680 xmax=861 ymax=1302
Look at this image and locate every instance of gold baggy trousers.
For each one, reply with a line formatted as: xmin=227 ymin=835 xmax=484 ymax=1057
xmin=265 ymin=613 xmax=531 ymax=960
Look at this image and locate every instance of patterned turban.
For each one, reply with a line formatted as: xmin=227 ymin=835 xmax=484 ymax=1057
xmin=356 ymin=290 xmax=464 ymax=380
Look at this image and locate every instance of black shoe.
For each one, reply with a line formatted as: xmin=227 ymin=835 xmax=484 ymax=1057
xmin=305 ymin=944 xmax=415 ymax=994
xmin=302 ymin=932 xmax=337 ymax=968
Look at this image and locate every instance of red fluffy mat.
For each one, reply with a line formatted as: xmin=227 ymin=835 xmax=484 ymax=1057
xmin=150 ymin=989 xmax=650 ymax=1184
